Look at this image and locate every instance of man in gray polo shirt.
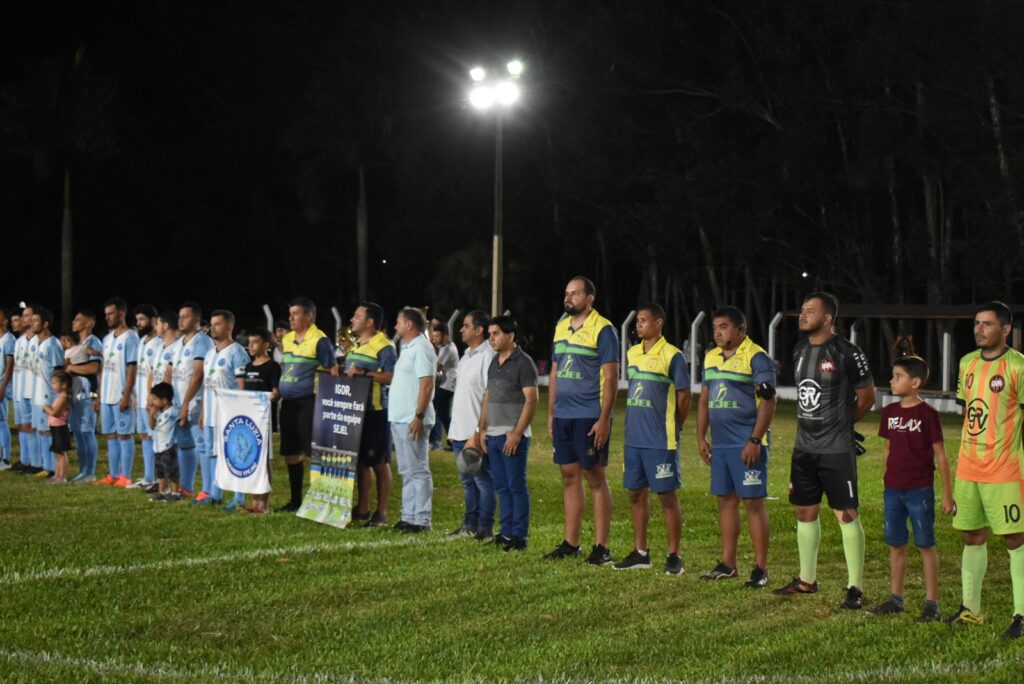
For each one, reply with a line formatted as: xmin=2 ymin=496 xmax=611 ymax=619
xmin=479 ymin=315 xmax=539 ymax=551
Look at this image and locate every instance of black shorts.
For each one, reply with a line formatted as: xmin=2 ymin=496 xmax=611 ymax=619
xmin=49 ymin=425 xmax=72 ymax=454
xmin=156 ymin=447 xmax=179 ymax=481
xmin=358 ymin=410 xmax=392 ymax=467
xmin=551 ymin=417 xmax=610 ymax=470
xmin=789 ymin=449 xmax=859 ymax=510
xmin=280 ymin=396 xmax=314 ymax=458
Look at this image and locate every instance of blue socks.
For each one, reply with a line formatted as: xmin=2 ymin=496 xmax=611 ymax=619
xmin=26 ymin=431 xmax=39 ymax=468
xmin=17 ymin=432 xmax=27 ymax=465
xmin=41 ymin=434 xmax=54 ymax=471
xmin=119 ymin=437 xmax=136 ymax=480
xmin=81 ymin=432 xmax=98 ymax=475
xmin=107 ymin=438 xmax=121 ymax=478
xmin=141 ymin=438 xmax=155 ymax=482
xmin=0 ymin=422 xmax=11 ymax=462
xmin=178 ymin=447 xmax=197 ymax=494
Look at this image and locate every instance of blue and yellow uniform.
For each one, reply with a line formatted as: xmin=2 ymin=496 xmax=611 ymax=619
xmin=623 ymin=337 xmax=689 ymax=492
xmin=344 ymin=331 xmax=398 ymax=466
xmin=279 ymin=325 xmax=335 ymax=458
xmin=703 ymin=336 xmax=776 ymax=498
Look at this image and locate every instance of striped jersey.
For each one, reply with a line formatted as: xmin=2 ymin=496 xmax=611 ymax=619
xmin=624 ymin=337 xmax=690 ymax=450
xmin=955 ymin=347 xmax=1024 ymax=483
xmin=704 ymin=336 xmax=776 ymax=448
xmin=551 ymin=309 xmax=619 ymax=419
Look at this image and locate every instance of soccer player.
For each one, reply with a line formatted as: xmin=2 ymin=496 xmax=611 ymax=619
xmin=167 ymin=302 xmax=213 ymax=501
xmin=447 ymin=310 xmax=497 ymax=539
xmin=345 ymin=302 xmax=397 ymax=527
xmin=94 ymin=298 xmax=140 ymax=487
xmin=152 ymin=311 xmax=185 ymax=499
xmin=773 ymin=292 xmax=875 ymax=609
xmin=696 ymin=306 xmax=776 ymax=587
xmin=130 ymin=305 xmax=162 ymax=490
xmin=198 ymin=310 xmax=250 ymax=511
xmin=613 ymin=304 xmax=691 ymax=574
xmin=64 ymin=310 xmax=103 ymax=482
xmin=29 ymin=307 xmax=65 ymax=478
xmin=241 ymin=328 xmax=280 ymax=514
xmin=0 ymin=308 xmax=14 ymax=469
xmin=13 ymin=306 xmax=40 ymax=473
xmin=545 ymin=276 xmax=620 ymax=564
xmin=277 ymin=297 xmax=338 ymax=513
xmin=946 ymin=301 xmax=1024 ymax=638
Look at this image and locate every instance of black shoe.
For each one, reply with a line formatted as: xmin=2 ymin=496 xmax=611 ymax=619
xmin=365 ymin=512 xmax=388 ymax=528
xmin=446 ymin=525 xmax=476 ymax=538
xmin=490 ymin=534 xmax=513 ymax=547
xmin=586 ymin=544 xmax=612 ymax=566
xmin=700 ymin=562 xmax=739 ymax=580
xmin=275 ymin=501 xmax=301 ymax=513
xmin=351 ymin=510 xmax=371 ymax=523
xmin=543 ymin=540 xmax=581 ymax=560
xmin=917 ymin=603 xmax=941 ymax=622
xmin=392 ymin=520 xmax=412 ymax=531
xmin=745 ymin=566 xmax=769 ymax=588
xmin=842 ymin=586 xmax=864 ymax=610
xmin=773 ymin=577 xmax=819 ymax=596
xmin=613 ymin=549 xmax=652 ymax=571
xmin=1002 ymin=614 xmax=1024 ymax=639
xmin=664 ymin=553 xmax=685 ymax=576
xmin=9 ymin=462 xmax=28 ymax=473
xmin=144 ymin=482 xmax=160 ymax=494
xmin=503 ymin=536 xmax=527 ymax=551
xmin=870 ymin=598 xmax=905 ymax=616
xmin=473 ymin=529 xmax=494 ymax=542
xmin=401 ymin=524 xmax=429 ymax=534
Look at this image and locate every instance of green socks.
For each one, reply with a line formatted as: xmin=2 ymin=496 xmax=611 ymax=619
xmin=839 ymin=517 xmax=865 ymax=589
xmin=797 ymin=519 xmax=821 ymax=583
xmin=962 ymin=544 xmax=988 ymax=613
xmin=1009 ymin=545 xmax=1024 ymax=616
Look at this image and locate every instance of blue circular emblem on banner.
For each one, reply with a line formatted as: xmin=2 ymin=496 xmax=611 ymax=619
xmin=223 ymin=415 xmax=263 ymax=478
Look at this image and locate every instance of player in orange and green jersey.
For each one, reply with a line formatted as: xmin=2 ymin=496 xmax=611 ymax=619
xmin=947 ymin=301 xmax=1024 ymax=638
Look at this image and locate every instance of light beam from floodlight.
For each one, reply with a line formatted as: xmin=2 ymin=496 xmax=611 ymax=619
xmin=495 ymin=81 xmax=520 ymax=106
xmin=506 ymin=59 xmax=524 ymax=77
xmin=469 ymin=85 xmax=494 ymax=110
xmin=470 ymin=66 xmax=486 ymax=82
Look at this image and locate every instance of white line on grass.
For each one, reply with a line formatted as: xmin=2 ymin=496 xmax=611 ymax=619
xmin=0 ymin=536 xmax=450 ymax=586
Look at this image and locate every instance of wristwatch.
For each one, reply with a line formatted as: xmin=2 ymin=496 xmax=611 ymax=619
xmin=749 ymin=436 xmax=761 ymax=445
xmin=415 ymin=412 xmax=425 ymax=420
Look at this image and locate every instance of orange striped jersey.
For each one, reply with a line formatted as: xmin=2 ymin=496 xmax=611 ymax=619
xmin=955 ymin=347 xmax=1024 ymax=483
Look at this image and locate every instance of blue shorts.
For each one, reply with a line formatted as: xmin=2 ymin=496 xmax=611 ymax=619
xmin=69 ymin=398 xmax=97 ymax=433
xmin=710 ymin=445 xmax=769 ymax=499
xmin=552 ymin=417 xmax=610 ymax=470
xmin=101 ymin=403 xmax=134 ymax=436
xmin=14 ymin=398 xmax=32 ymax=425
xmin=623 ymin=446 xmax=680 ymax=493
xmin=136 ymin=407 xmax=152 ymax=436
xmin=31 ymin=404 xmax=48 ymax=432
xmin=884 ymin=486 xmax=935 ymax=548
xmin=175 ymin=419 xmax=204 ymax=452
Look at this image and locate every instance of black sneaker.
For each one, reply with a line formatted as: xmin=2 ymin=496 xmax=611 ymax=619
xmin=870 ymin=598 xmax=905 ymax=616
xmin=745 ymin=566 xmax=769 ymax=588
xmin=144 ymin=482 xmax=160 ymax=494
xmin=1002 ymin=614 xmax=1024 ymax=639
xmin=700 ymin=562 xmax=739 ymax=580
xmin=351 ymin=510 xmax=371 ymax=523
xmin=392 ymin=520 xmax=412 ymax=531
xmin=613 ymin=549 xmax=652 ymax=571
xmin=490 ymin=534 xmax=513 ymax=547
xmin=842 ymin=586 xmax=864 ymax=610
xmin=664 ymin=553 xmax=685 ymax=575
xmin=473 ymin=529 xmax=494 ymax=542
xmin=401 ymin=524 xmax=429 ymax=534
xmin=151 ymin=492 xmax=168 ymax=502
xmin=586 ymin=544 xmax=612 ymax=566
xmin=365 ymin=512 xmax=388 ymax=528
xmin=446 ymin=525 xmax=476 ymax=538
xmin=503 ymin=536 xmax=527 ymax=552
xmin=164 ymin=492 xmax=184 ymax=502
xmin=773 ymin=577 xmax=819 ymax=595
xmin=9 ymin=462 xmax=28 ymax=473
xmin=544 ymin=540 xmax=581 ymax=560
xmin=917 ymin=603 xmax=941 ymax=623
xmin=275 ymin=501 xmax=301 ymax=513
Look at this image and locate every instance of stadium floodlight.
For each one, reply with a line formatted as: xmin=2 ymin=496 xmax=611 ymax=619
xmin=801 ymin=271 xmax=809 ymax=278
xmin=494 ymin=81 xmax=520 ymax=106
xmin=506 ymin=59 xmax=524 ymax=77
xmin=469 ymin=66 xmax=486 ymax=82
xmin=469 ymin=85 xmax=495 ymax=110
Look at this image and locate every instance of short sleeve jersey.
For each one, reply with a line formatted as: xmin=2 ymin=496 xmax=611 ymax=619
xmin=13 ymin=334 xmax=30 ymax=400
xmin=485 ymin=347 xmax=539 ymax=437
xmin=625 ymin=337 xmax=690 ymax=450
xmin=279 ymin=325 xmax=335 ymax=400
xmin=0 ymin=332 xmax=14 ymax=400
xmin=153 ymin=337 xmax=182 ymax=390
xmin=135 ymin=335 xmax=163 ymax=410
xmin=955 ymin=347 xmax=1024 ymax=483
xmin=344 ymin=331 xmax=398 ymax=412
xmin=878 ymin=401 xmax=944 ymax=489
xmin=171 ymin=332 xmax=214 ymax=406
xmin=202 ymin=341 xmax=250 ymax=426
xmin=21 ymin=335 xmax=37 ymax=401
xmin=152 ymin=405 xmax=179 ymax=453
xmin=32 ymin=336 xmax=65 ymax=406
xmin=69 ymin=334 xmax=102 ymax=402
xmin=100 ymin=329 xmax=140 ymax=405
xmin=551 ymin=309 xmax=619 ymax=419
xmin=703 ymin=336 xmax=776 ymax=449
xmin=793 ymin=335 xmax=873 ymax=454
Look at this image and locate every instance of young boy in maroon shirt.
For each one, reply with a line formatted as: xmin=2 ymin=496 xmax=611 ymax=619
xmin=871 ymin=355 xmax=954 ymax=621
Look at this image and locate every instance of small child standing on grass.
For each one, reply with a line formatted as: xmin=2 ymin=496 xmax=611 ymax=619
xmin=43 ymin=371 xmax=72 ymax=483
xmin=148 ymin=383 xmax=181 ymax=502
xmin=871 ymin=355 xmax=955 ymax=621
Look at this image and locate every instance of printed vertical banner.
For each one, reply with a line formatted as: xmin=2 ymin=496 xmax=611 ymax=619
xmin=297 ymin=373 xmax=371 ymax=528
xmin=214 ymin=389 xmax=273 ymax=494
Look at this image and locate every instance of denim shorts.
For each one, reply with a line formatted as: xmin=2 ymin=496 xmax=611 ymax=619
xmin=884 ymin=486 xmax=935 ymax=548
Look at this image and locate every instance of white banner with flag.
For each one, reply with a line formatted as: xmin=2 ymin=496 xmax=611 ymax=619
xmin=214 ymin=388 xmax=272 ymax=494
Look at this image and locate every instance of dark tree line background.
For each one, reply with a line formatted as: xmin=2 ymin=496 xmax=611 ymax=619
xmin=1 ymin=1 xmax=1022 ymax=374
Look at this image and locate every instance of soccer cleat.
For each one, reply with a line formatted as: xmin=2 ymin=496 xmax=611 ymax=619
xmin=773 ymin=577 xmax=819 ymax=596
xmin=1002 ymin=614 xmax=1024 ymax=639
xmin=586 ymin=544 xmax=612 ymax=566
xmin=917 ymin=604 xmax=941 ymax=623
xmin=503 ymin=537 xmax=527 ymax=552
xmin=945 ymin=604 xmax=984 ymax=627
xmin=113 ymin=476 xmax=132 ymax=488
xmin=192 ymin=492 xmax=212 ymax=506
xmin=490 ymin=534 xmax=513 ymax=547
xmin=613 ymin=549 xmax=652 ymax=571
xmin=841 ymin=586 xmax=864 ymax=610
xmin=664 ymin=554 xmax=685 ymax=576
xmin=473 ymin=529 xmax=494 ymax=542
xmin=93 ymin=474 xmax=117 ymax=486
xmin=365 ymin=512 xmax=388 ymax=528
xmin=446 ymin=525 xmax=477 ymax=538
xmin=401 ymin=523 xmax=429 ymax=534
xmin=126 ymin=478 xmax=148 ymax=489
xmin=144 ymin=482 xmax=160 ymax=494
xmin=700 ymin=562 xmax=739 ymax=580
xmin=34 ymin=469 xmax=52 ymax=478
xmin=544 ymin=540 xmax=581 ymax=560
xmin=151 ymin=492 xmax=169 ymax=502
xmin=221 ymin=499 xmax=241 ymax=513
xmin=870 ymin=599 xmax=905 ymax=616
xmin=164 ymin=492 xmax=184 ymax=502
xmin=9 ymin=462 xmax=27 ymax=473
xmin=745 ymin=566 xmax=769 ymax=588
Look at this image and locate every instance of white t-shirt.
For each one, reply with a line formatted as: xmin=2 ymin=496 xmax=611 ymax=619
xmin=448 ymin=342 xmax=496 ymax=441
xmin=100 ymin=329 xmax=140 ymax=405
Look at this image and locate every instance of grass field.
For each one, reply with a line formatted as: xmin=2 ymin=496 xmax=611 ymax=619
xmin=2 ymin=394 xmax=1023 ymax=682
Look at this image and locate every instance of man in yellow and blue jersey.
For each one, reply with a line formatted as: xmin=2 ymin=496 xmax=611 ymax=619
xmin=696 ymin=306 xmax=777 ymax=588
xmin=612 ymin=304 xmax=690 ymax=575
xmin=545 ymin=276 xmax=620 ymax=564
xmin=946 ymin=301 xmax=1024 ymax=639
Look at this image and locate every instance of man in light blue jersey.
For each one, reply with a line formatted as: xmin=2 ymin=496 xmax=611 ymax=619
xmin=93 ymin=297 xmax=140 ymax=488
xmin=12 ymin=306 xmax=41 ymax=473
xmin=29 ymin=307 xmax=65 ymax=478
xmin=64 ymin=310 xmax=103 ymax=482
xmin=166 ymin=302 xmax=213 ymax=500
xmin=152 ymin=311 xmax=185 ymax=499
xmin=0 ymin=308 xmax=14 ymax=469
xmin=129 ymin=305 xmax=162 ymax=490
xmin=199 ymin=310 xmax=250 ymax=510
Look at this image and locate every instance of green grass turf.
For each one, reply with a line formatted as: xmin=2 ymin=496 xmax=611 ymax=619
xmin=1 ymin=394 xmax=1023 ymax=682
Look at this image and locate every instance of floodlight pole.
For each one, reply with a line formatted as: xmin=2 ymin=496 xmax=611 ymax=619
xmin=491 ymin=114 xmax=504 ymax=317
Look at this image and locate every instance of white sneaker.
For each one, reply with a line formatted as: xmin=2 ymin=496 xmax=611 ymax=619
xmin=125 ymin=478 xmax=148 ymax=489
xmin=0 ymin=461 xmax=11 ymax=471
xmin=76 ymin=474 xmax=96 ymax=484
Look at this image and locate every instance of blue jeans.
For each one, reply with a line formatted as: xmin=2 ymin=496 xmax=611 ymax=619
xmin=452 ymin=440 xmax=495 ymax=533
xmin=487 ymin=434 xmax=531 ymax=539
xmin=391 ymin=423 xmax=433 ymax=527
xmin=430 ymin=387 xmax=454 ymax=446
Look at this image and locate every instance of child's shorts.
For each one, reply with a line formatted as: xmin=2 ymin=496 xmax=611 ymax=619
xmin=49 ymin=425 xmax=72 ymax=454
xmin=884 ymin=486 xmax=935 ymax=548
xmin=156 ymin=447 xmax=179 ymax=482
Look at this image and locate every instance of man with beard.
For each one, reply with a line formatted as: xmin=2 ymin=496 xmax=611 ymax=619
xmin=152 ymin=311 xmax=186 ymax=499
xmin=166 ymin=302 xmax=213 ymax=499
xmin=12 ymin=306 xmax=40 ymax=473
xmin=29 ymin=308 xmax=65 ymax=478
xmin=93 ymin=298 xmax=140 ymax=487
xmin=130 ymin=304 xmax=162 ymax=489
